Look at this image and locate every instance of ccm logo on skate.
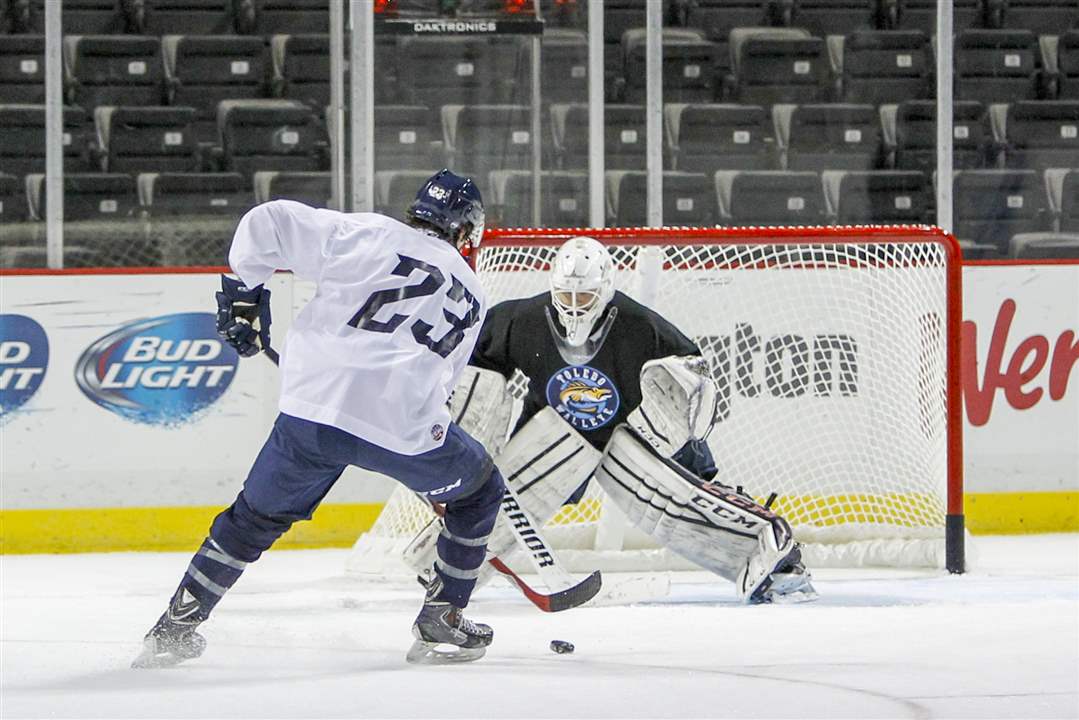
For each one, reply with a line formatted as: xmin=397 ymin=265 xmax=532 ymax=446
xmin=74 ymin=313 xmax=238 ymax=426
xmin=0 ymin=314 xmax=49 ymax=421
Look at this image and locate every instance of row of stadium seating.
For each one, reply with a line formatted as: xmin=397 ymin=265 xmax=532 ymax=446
xmin=3 ymin=28 xmax=1079 ymax=111
xmin=3 ymin=168 xmax=1077 ymax=255
xmin=3 ymin=99 xmax=1076 ymax=183
xmin=3 ymin=0 xmax=1075 ymax=40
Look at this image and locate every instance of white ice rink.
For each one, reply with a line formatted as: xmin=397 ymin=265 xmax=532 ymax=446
xmin=2 ymin=534 xmax=1077 ymax=720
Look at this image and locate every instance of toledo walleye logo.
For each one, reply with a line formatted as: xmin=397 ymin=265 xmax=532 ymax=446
xmin=545 ymin=365 xmax=620 ymax=431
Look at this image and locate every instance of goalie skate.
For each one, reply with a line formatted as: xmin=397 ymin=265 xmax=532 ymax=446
xmin=406 ymin=578 xmax=493 ymax=665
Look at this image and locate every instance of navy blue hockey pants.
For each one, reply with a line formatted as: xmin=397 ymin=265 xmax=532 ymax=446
xmin=175 ymin=412 xmax=505 ymax=617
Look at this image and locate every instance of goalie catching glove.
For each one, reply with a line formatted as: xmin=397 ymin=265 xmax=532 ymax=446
xmin=215 ymin=275 xmax=275 ymax=361
xmin=627 ymin=355 xmax=719 ymax=458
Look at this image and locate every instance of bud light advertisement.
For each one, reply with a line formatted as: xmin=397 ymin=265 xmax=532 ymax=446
xmin=75 ymin=313 xmax=238 ymax=426
xmin=0 ymin=314 xmax=49 ymax=422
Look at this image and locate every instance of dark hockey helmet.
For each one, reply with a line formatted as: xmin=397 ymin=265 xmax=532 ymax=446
xmin=406 ymin=169 xmax=485 ymax=259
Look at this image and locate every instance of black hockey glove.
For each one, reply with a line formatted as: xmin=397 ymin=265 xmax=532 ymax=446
xmin=215 ymin=275 xmax=274 ymax=360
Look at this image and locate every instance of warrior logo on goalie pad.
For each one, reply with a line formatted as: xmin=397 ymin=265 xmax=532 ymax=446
xmin=546 ymin=365 xmax=620 ymax=431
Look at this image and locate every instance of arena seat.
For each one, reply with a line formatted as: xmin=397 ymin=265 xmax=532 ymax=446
xmin=836 ymin=30 xmax=931 ymax=105
xmin=1009 ymin=231 xmax=1079 ymax=257
xmin=607 ymin=170 xmax=716 ymax=226
xmin=442 ymin=104 xmax=534 ymax=180
xmin=822 ymin=169 xmax=931 ymax=223
xmin=539 ymin=28 xmax=588 ymax=105
xmin=0 ymin=171 xmax=28 ymax=222
xmin=665 ymin=103 xmax=777 ymax=172
xmin=372 ymin=105 xmax=438 ymax=172
xmin=990 ymin=0 xmax=1079 ymax=35
xmin=138 ymin=171 xmax=249 ymax=216
xmin=271 ymin=34 xmax=329 ymax=110
xmin=955 ymin=29 xmax=1042 ymax=104
xmin=622 ymin=28 xmax=720 ymax=103
xmin=139 ymin=0 xmax=235 ymax=35
xmin=1046 ymin=167 xmax=1079 ymax=231
xmin=1056 ymin=31 xmax=1079 ymax=100
xmin=64 ymin=35 xmax=164 ymax=113
xmin=954 ymin=168 xmax=1048 ymax=251
xmin=681 ymin=0 xmax=771 ymax=75
xmin=0 ymin=35 xmax=44 ymax=104
xmin=246 ymin=0 xmax=328 ymax=34
xmin=728 ymin=27 xmax=830 ymax=106
xmin=895 ymin=0 xmax=985 ymax=33
xmin=163 ymin=34 xmax=269 ymax=141
xmin=374 ymin=169 xmax=437 ymax=217
xmin=50 ymin=0 xmax=129 ymax=34
xmin=93 ymin=105 xmax=198 ymax=173
xmin=551 ymin=103 xmax=646 ymax=170
xmin=487 ymin=170 xmax=589 ymax=227
xmin=884 ymin=100 xmax=990 ymax=172
xmin=991 ymin=100 xmax=1079 ymax=168
xmin=775 ymin=103 xmax=882 ymax=171
xmin=217 ymin=99 xmax=326 ymax=179
xmin=715 ymin=169 xmax=827 ymax=225
xmin=396 ymin=37 xmax=522 ymax=107
xmin=0 ymin=104 xmax=90 ymax=177
xmin=26 ymin=172 xmax=137 ymax=221
xmin=786 ymin=0 xmax=880 ymax=38
xmin=253 ymin=170 xmax=332 ymax=206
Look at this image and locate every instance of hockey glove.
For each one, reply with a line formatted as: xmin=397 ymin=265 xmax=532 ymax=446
xmin=215 ymin=275 xmax=274 ymax=360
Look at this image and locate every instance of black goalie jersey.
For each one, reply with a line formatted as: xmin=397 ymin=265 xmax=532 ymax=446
xmin=470 ymin=290 xmax=716 ymax=479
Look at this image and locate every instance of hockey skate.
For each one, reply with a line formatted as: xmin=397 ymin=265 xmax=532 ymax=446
xmin=748 ymin=545 xmax=818 ymax=605
xmin=406 ymin=577 xmax=493 ymax=665
xmin=131 ymin=588 xmax=208 ymax=669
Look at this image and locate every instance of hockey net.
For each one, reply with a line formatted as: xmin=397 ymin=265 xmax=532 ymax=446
xmin=347 ymin=226 xmax=964 ymax=576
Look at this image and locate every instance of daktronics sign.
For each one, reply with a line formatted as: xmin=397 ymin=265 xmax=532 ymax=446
xmin=75 ymin=313 xmax=238 ymax=425
xmin=0 ymin=314 xmax=49 ymax=420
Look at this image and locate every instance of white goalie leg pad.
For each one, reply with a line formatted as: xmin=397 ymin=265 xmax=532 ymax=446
xmin=448 ymin=366 xmax=514 ymax=457
xmin=403 ymin=407 xmax=602 ymax=583
xmin=626 ymin=355 xmax=719 ymax=458
xmin=596 ymin=425 xmax=795 ymax=593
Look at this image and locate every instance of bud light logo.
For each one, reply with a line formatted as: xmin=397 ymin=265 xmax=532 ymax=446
xmin=0 ymin=314 xmax=49 ymax=422
xmin=75 ymin=313 xmax=237 ymax=426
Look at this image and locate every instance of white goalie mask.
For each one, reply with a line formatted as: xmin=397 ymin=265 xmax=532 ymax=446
xmin=549 ymin=236 xmax=615 ymax=349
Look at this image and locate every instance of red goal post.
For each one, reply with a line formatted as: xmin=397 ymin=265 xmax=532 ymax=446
xmin=350 ymin=225 xmax=965 ymax=575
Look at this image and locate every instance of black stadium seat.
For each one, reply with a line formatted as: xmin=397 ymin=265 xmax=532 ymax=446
xmin=607 ymin=170 xmax=716 ymax=226
xmin=895 ymin=0 xmax=984 ymax=33
xmin=246 ymin=0 xmax=328 ymax=34
xmin=955 ymin=30 xmax=1042 ymax=104
xmin=396 ymin=37 xmax=522 ymax=107
xmin=622 ymin=28 xmax=720 ymax=104
xmin=163 ymin=35 xmax=269 ymax=139
xmin=26 ymin=172 xmax=137 ymax=221
xmin=552 ymin=103 xmax=646 ymax=170
xmin=0 ymin=172 xmax=29 ymax=222
xmin=254 ymin=170 xmax=333 ymax=206
xmin=442 ymin=104 xmax=534 ymax=180
xmin=994 ymin=101 xmax=1079 ymax=169
xmin=374 ymin=105 xmax=438 ymax=172
xmin=887 ymin=100 xmax=990 ymax=172
xmin=682 ymin=0 xmax=771 ymax=73
xmin=92 ymin=106 xmax=198 ymax=173
xmin=838 ymin=31 xmax=931 ymax=105
xmin=954 ymin=169 xmax=1049 ymax=251
xmin=0 ymin=35 xmax=44 ymax=104
xmin=487 ymin=170 xmax=589 ymax=227
xmin=217 ymin=99 xmax=326 ymax=179
xmin=665 ymin=103 xmax=777 ymax=172
xmin=0 ymin=104 xmax=90 ymax=177
xmin=374 ymin=169 xmax=437 ymax=217
xmin=776 ymin=103 xmax=882 ymax=171
xmin=140 ymin=0 xmax=236 ymax=35
xmin=823 ymin=170 xmax=931 ymax=224
xmin=728 ymin=28 xmax=829 ymax=106
xmin=1057 ymin=31 xmax=1079 ymax=100
xmin=54 ymin=0 xmax=128 ymax=34
xmin=715 ymin=170 xmax=827 ymax=226
xmin=1050 ymin=168 xmax=1079 ymax=232
xmin=138 ymin=171 xmax=249 ymax=216
xmin=787 ymin=0 xmax=879 ymax=38
xmin=539 ymin=29 xmax=589 ymax=105
xmin=991 ymin=0 xmax=1079 ymax=35
xmin=64 ymin=35 xmax=164 ymax=112
xmin=272 ymin=34 xmax=329 ymax=110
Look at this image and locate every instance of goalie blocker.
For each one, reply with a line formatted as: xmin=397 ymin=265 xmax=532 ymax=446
xmin=597 ymin=425 xmax=816 ymax=604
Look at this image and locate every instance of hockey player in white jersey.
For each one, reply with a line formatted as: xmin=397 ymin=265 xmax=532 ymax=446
xmin=433 ymin=237 xmax=816 ymax=604
xmin=133 ymin=170 xmax=504 ymax=668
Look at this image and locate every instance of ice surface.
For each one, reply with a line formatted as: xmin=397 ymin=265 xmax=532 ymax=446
xmin=2 ymin=534 xmax=1077 ymax=719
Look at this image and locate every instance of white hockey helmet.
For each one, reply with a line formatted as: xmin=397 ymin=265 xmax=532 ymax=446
xmin=549 ymin=236 xmax=615 ymax=348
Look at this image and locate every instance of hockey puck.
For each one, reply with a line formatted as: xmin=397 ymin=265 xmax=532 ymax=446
xmin=549 ymin=640 xmax=574 ymax=654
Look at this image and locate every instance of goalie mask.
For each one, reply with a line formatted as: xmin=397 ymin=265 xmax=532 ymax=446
xmin=546 ymin=237 xmax=617 ymax=365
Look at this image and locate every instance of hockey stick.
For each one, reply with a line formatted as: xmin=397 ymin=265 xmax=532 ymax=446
xmin=487 ymin=556 xmax=602 ymax=613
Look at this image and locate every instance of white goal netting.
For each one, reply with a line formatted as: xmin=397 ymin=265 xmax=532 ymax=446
xmin=348 ymin=226 xmax=961 ymax=575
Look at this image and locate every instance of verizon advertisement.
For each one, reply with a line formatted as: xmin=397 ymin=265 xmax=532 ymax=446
xmin=1 ymin=265 xmax=1076 ymax=525
xmin=962 ymin=265 xmax=1079 ymax=495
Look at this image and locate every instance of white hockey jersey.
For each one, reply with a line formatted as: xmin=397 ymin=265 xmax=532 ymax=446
xmin=229 ymin=200 xmax=487 ymax=455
